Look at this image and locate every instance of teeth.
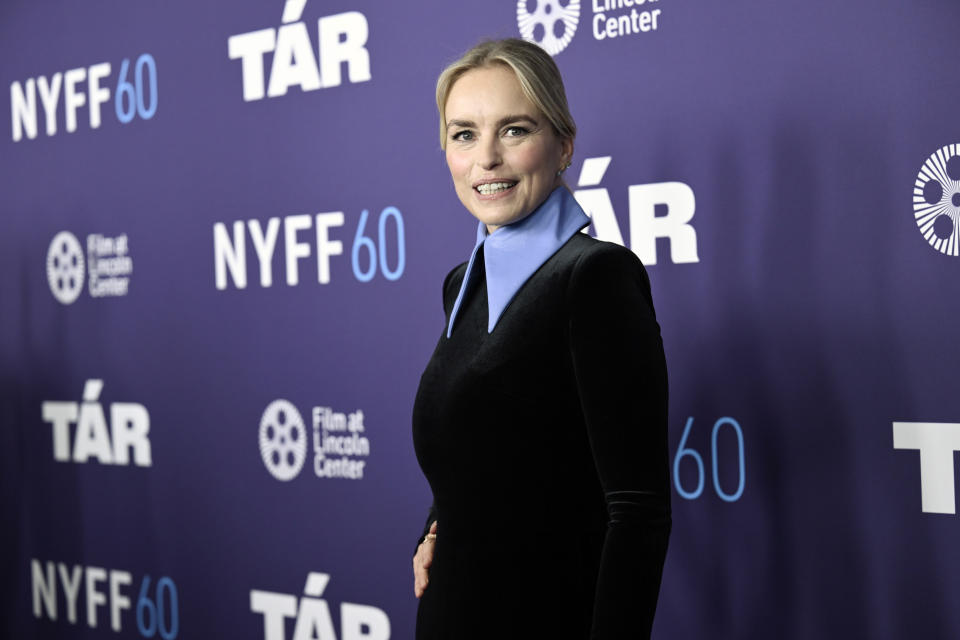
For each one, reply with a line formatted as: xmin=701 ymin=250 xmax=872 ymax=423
xmin=476 ymin=182 xmax=515 ymax=195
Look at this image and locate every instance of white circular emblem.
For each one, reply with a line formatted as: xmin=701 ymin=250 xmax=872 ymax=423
xmin=259 ymin=399 xmax=307 ymax=481
xmin=914 ymin=144 xmax=960 ymax=256
xmin=46 ymin=231 xmax=85 ymax=304
xmin=517 ymin=0 xmax=581 ymax=56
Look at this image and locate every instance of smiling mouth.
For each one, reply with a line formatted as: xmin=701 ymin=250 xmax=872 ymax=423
xmin=475 ymin=181 xmax=518 ymax=196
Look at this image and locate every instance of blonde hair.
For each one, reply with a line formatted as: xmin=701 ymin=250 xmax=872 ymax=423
xmin=436 ymin=38 xmax=576 ymax=149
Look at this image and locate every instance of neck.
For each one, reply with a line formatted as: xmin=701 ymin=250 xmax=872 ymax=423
xmin=485 ymin=182 xmax=569 ymax=235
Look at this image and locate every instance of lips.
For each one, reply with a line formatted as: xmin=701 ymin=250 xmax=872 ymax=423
xmin=474 ymin=180 xmax=518 ymax=196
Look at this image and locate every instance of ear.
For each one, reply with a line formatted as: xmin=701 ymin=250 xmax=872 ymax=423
xmin=559 ymin=137 xmax=574 ymax=168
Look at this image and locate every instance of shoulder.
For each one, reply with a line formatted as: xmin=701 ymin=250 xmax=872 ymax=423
xmin=563 ymin=234 xmax=650 ymax=285
xmin=562 ymin=235 xmax=654 ymax=310
xmin=554 ymin=233 xmax=642 ymax=268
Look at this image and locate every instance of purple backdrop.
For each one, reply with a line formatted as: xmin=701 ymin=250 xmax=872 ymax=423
xmin=3 ymin=1 xmax=959 ymax=638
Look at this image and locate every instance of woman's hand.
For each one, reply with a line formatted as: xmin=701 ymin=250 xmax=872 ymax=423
xmin=413 ymin=520 xmax=437 ymax=598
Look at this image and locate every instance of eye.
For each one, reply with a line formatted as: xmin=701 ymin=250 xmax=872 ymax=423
xmin=503 ymin=125 xmax=529 ymax=137
xmin=451 ymin=130 xmax=474 ymax=142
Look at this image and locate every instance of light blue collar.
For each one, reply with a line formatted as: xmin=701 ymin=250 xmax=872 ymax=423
xmin=446 ymin=186 xmax=590 ymax=337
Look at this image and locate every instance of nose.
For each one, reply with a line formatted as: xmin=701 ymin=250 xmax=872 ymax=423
xmin=477 ymin=135 xmax=502 ymax=170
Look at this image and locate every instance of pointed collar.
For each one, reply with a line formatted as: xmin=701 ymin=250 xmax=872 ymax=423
xmin=446 ymin=186 xmax=590 ymax=337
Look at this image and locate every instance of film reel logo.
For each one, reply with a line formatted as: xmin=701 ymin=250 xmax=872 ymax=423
xmin=517 ymin=0 xmax=581 ymax=56
xmin=259 ymin=399 xmax=308 ymax=481
xmin=46 ymin=231 xmax=85 ymax=304
xmin=914 ymin=144 xmax=960 ymax=256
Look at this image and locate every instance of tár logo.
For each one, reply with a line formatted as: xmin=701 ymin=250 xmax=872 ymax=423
xmin=228 ymin=0 xmax=371 ymax=102
xmin=41 ymin=380 xmax=152 ymax=467
xmin=251 ymin=572 xmax=389 ymax=640
xmin=573 ymin=156 xmax=698 ymax=265
xmin=913 ymin=144 xmax=960 ymax=256
xmin=517 ymin=0 xmax=581 ymax=56
xmin=893 ymin=421 xmax=960 ymax=514
xmin=259 ymin=401 xmax=371 ymax=481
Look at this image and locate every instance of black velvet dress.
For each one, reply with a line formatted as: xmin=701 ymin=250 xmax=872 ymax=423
xmin=412 ymin=233 xmax=671 ymax=639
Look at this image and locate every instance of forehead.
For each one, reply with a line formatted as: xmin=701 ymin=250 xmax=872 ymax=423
xmin=445 ymin=65 xmax=538 ymax=119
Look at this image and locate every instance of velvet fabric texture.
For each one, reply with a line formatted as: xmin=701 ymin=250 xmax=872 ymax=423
xmin=412 ymin=232 xmax=671 ymax=639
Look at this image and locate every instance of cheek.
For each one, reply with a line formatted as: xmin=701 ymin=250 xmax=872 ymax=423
xmin=445 ymin=150 xmax=471 ymax=182
xmin=515 ymin=143 xmax=556 ymax=179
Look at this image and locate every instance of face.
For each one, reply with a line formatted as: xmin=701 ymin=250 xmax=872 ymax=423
xmin=444 ymin=65 xmax=572 ymax=233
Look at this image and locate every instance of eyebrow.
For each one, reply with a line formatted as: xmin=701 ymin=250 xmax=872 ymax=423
xmin=446 ymin=115 xmax=539 ymax=130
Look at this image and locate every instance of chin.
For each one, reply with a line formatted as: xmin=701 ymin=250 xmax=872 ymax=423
xmin=474 ymin=209 xmax=524 ymax=229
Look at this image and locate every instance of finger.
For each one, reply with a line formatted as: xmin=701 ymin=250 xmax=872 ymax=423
xmin=413 ymin=537 xmax=434 ymax=599
xmin=429 ymin=521 xmax=438 ymax=534
xmin=416 ymin=575 xmax=428 ymax=597
xmin=414 ymin=569 xmax=429 ymax=597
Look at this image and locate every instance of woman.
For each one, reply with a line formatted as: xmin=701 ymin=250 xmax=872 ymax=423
xmin=411 ymin=38 xmax=671 ymax=639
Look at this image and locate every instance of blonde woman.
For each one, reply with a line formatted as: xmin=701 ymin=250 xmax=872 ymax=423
xmin=411 ymin=38 xmax=671 ymax=639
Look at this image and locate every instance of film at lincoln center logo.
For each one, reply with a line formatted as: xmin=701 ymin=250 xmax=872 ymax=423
xmin=914 ymin=144 xmax=960 ymax=256
xmin=47 ymin=231 xmax=85 ymax=304
xmin=259 ymin=399 xmax=308 ymax=481
xmin=258 ymin=399 xmax=372 ymax=481
xmin=517 ymin=0 xmax=581 ymax=56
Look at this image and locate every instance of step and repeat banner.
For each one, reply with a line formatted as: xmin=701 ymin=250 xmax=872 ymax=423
xmin=2 ymin=1 xmax=958 ymax=638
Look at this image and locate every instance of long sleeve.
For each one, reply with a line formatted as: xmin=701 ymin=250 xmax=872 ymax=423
xmin=412 ymin=263 xmax=466 ymax=557
xmin=567 ymin=243 xmax=672 ymax=639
